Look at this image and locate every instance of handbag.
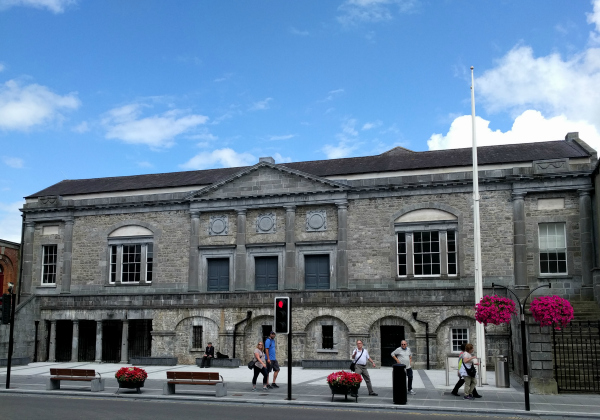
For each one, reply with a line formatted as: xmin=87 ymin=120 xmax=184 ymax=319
xmin=248 ymin=360 xmax=254 ymax=370
xmin=350 ymin=349 xmax=364 ymax=372
xmin=465 ymin=363 xmax=477 ymax=378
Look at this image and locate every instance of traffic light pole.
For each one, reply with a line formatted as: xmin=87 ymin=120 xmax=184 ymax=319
xmin=5 ymin=290 xmax=16 ymax=389
xmin=286 ymin=297 xmax=292 ymax=401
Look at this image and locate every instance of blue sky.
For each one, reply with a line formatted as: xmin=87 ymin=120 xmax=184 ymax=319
xmin=2 ymin=0 xmax=600 ymax=242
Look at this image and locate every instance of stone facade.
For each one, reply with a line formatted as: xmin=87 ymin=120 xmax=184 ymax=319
xmin=8 ymin=135 xmax=600 ymax=395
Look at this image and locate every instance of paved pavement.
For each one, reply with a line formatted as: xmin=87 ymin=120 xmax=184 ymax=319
xmin=1 ymin=362 xmax=599 ymax=418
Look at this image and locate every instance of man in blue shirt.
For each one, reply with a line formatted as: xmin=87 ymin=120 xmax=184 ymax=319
xmin=265 ymin=331 xmax=280 ymax=388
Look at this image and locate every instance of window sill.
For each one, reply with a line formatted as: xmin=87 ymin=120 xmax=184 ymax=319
xmin=191 ymin=348 xmax=205 ymax=352
xmin=105 ymin=282 xmax=153 ymax=287
xmin=37 ymin=284 xmax=57 ymax=288
xmin=396 ymin=276 xmax=459 ymax=281
xmin=317 ymin=349 xmax=338 ymax=354
xmin=537 ymin=275 xmax=571 ymax=280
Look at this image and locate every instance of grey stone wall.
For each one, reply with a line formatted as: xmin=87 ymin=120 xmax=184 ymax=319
xmin=199 ymin=211 xmax=237 ymax=246
xmin=0 ymin=296 xmax=39 ymax=361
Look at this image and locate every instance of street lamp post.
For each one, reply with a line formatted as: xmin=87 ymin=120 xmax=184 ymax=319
xmin=5 ymin=282 xmax=16 ymax=389
xmin=491 ymin=282 xmax=551 ymax=411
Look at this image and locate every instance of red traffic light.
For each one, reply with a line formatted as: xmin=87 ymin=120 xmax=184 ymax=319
xmin=278 ymin=301 xmax=284 ymax=309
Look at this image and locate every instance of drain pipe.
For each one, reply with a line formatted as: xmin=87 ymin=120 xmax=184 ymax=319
xmin=412 ymin=312 xmax=430 ymax=370
xmin=232 ymin=311 xmax=252 ymax=359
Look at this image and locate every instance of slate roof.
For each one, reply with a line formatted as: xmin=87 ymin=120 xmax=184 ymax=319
xmin=27 ymin=139 xmax=591 ymax=198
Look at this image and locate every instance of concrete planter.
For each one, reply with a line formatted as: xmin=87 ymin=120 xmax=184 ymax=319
xmin=129 ymin=357 xmax=177 ymax=366
xmin=302 ymin=359 xmax=352 ymax=369
xmin=196 ymin=358 xmax=241 ymax=368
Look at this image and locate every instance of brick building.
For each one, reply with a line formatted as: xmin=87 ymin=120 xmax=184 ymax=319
xmin=10 ymin=132 xmax=600 ymax=393
xmin=0 ymin=239 xmax=20 ymax=296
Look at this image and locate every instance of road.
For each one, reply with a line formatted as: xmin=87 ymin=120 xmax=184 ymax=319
xmin=1 ymin=394 xmax=538 ymax=420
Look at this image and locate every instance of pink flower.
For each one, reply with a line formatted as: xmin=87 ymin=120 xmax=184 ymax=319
xmin=475 ymin=295 xmax=517 ymax=326
xmin=530 ymin=295 xmax=574 ymax=330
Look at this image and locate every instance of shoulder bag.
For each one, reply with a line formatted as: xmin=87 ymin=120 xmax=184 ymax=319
xmin=350 ymin=349 xmax=364 ymax=372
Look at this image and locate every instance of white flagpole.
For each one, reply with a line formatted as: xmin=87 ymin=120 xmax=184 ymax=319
xmin=471 ymin=66 xmax=487 ymax=384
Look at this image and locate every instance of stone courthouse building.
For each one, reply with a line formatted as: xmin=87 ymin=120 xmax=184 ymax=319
xmin=10 ymin=132 xmax=600 ymax=391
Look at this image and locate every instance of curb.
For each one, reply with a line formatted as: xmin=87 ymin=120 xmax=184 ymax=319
xmin=1 ymin=388 xmax=599 ymax=419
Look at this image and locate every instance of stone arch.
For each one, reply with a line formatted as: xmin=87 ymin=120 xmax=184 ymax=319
xmin=435 ymin=314 xmax=477 ymax=368
xmin=174 ymin=315 xmax=219 ymax=364
xmin=241 ymin=314 xmax=279 ymax=363
xmin=103 ymin=219 xmax=162 ymax=239
xmin=390 ymin=202 xmax=462 ymax=224
xmin=367 ymin=315 xmax=415 ymax=365
xmin=303 ymin=315 xmax=350 ymax=359
xmin=109 ymin=225 xmax=153 ymax=237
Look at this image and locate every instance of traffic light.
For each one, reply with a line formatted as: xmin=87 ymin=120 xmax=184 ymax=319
xmin=1 ymin=294 xmax=11 ymax=325
xmin=274 ymin=297 xmax=290 ymax=334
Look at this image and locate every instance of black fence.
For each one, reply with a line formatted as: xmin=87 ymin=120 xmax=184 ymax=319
xmin=553 ymin=320 xmax=600 ymax=393
xmin=129 ymin=319 xmax=152 ymax=359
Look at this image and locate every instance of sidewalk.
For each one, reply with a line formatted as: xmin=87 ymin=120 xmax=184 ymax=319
xmin=1 ymin=362 xmax=599 ymax=418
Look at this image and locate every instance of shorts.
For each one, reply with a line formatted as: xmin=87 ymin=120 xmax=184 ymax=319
xmin=267 ymin=360 xmax=280 ymax=372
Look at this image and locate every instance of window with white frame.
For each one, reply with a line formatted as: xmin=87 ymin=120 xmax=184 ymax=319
xmin=108 ymin=225 xmax=154 ymax=284
xmin=539 ymin=223 xmax=567 ymax=275
xmin=395 ymin=209 xmax=458 ymax=278
xmin=451 ymin=328 xmax=468 ymax=352
xmin=42 ymin=244 xmax=58 ymax=284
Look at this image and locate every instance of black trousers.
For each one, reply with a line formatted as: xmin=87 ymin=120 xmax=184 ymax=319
xmin=452 ymin=377 xmax=479 ymax=396
xmin=200 ymin=356 xmax=212 ymax=367
xmin=252 ymin=366 xmax=268 ymax=385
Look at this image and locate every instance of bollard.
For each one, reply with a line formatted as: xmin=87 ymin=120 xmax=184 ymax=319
xmin=393 ymin=363 xmax=407 ymax=405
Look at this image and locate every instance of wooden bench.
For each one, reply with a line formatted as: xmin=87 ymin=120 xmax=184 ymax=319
xmin=163 ymin=371 xmax=227 ymax=397
xmin=47 ymin=368 xmax=105 ymax=392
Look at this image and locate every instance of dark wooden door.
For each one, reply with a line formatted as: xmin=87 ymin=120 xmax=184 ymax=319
xmin=305 ymin=255 xmax=330 ymax=289
xmin=102 ymin=320 xmax=122 ymax=363
xmin=129 ymin=319 xmax=152 ymax=359
xmin=207 ymin=258 xmax=229 ymax=291
xmin=255 ymin=257 xmax=278 ymax=290
xmin=55 ymin=320 xmax=73 ymax=362
xmin=381 ymin=325 xmax=405 ymax=366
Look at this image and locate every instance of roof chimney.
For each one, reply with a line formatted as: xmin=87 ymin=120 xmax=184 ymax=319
xmin=259 ymin=157 xmax=275 ymax=164
xmin=565 ymin=132 xmax=579 ymax=141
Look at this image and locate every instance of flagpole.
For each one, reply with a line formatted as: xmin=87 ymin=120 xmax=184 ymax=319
xmin=471 ymin=66 xmax=487 ymax=384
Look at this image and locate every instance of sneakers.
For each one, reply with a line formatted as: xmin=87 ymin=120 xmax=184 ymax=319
xmin=266 ymin=385 xmax=273 ymax=389
xmin=263 ymin=387 xmax=269 ymax=391
xmin=450 ymin=392 xmax=460 ymax=397
xmin=252 ymin=388 xmax=256 ymax=392
xmin=472 ymin=393 xmax=482 ymax=398
xmin=271 ymin=383 xmax=279 ymax=388
xmin=408 ymin=390 xmax=416 ymax=395
xmin=369 ymin=392 xmax=378 ymax=396
xmin=463 ymin=395 xmax=473 ymax=400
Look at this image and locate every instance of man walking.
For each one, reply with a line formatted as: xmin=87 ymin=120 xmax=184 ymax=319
xmin=351 ymin=340 xmax=378 ymax=396
xmin=200 ymin=342 xmax=214 ymax=368
xmin=391 ymin=340 xmax=415 ymax=395
xmin=265 ymin=331 xmax=280 ymax=388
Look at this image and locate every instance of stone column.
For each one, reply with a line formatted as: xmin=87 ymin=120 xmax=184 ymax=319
xmin=336 ymin=201 xmax=349 ymax=289
xmin=579 ymin=189 xmax=594 ymax=299
xmin=61 ymin=218 xmax=74 ymax=294
xmin=235 ymin=209 xmax=247 ymax=291
xmin=512 ymin=191 xmax=528 ymax=295
xmin=95 ymin=320 xmax=103 ymax=362
xmin=48 ymin=320 xmax=57 ymax=362
xmin=21 ymin=221 xmax=35 ymax=296
xmin=188 ymin=211 xmax=200 ymax=292
xmin=70 ymin=320 xmax=79 ymax=362
xmin=120 ymin=319 xmax=129 ymax=363
xmin=284 ymin=205 xmax=297 ymax=290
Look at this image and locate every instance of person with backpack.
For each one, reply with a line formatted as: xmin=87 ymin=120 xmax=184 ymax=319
xmin=265 ymin=331 xmax=280 ymax=389
xmin=458 ymin=343 xmax=478 ymax=400
xmin=451 ymin=342 xmax=482 ymax=398
xmin=250 ymin=341 xmax=269 ymax=391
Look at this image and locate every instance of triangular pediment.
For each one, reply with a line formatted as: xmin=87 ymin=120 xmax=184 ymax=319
xmin=187 ymin=161 xmax=349 ymax=201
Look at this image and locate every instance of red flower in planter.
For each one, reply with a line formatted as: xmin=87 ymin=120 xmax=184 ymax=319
xmin=115 ymin=366 xmax=148 ymax=383
xmin=530 ymin=295 xmax=574 ymax=330
xmin=326 ymin=371 xmax=363 ymax=387
xmin=475 ymin=295 xmax=517 ymax=326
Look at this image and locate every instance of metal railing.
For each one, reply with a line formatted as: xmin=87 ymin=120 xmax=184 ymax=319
xmin=553 ymin=320 xmax=600 ymax=393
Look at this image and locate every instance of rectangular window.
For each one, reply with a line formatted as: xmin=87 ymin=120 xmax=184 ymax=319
xmin=539 ymin=223 xmax=567 ymax=274
xmin=397 ymin=233 xmax=407 ymax=276
xmin=447 ymin=231 xmax=457 ymax=275
xmin=322 ymin=325 xmax=334 ymax=349
xmin=451 ymin=328 xmax=468 ymax=352
xmin=192 ymin=326 xmax=203 ymax=349
xmin=413 ymin=231 xmax=440 ymax=276
xmin=42 ymin=245 xmax=58 ymax=284
xmin=109 ymin=243 xmax=153 ymax=283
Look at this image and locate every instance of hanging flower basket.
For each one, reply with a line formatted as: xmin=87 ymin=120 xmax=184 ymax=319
xmin=530 ymin=295 xmax=574 ymax=330
xmin=475 ymin=295 xmax=517 ymax=326
xmin=115 ymin=367 xmax=148 ymax=393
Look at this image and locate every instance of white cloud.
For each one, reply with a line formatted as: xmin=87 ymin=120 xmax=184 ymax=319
xmin=0 ymin=0 xmax=76 ymax=13
xmin=289 ymin=27 xmax=309 ymax=36
xmin=427 ymin=110 xmax=600 ymax=151
xmin=362 ymin=120 xmax=382 ymax=130
xmin=2 ymin=156 xmax=24 ymax=168
xmin=249 ymin=98 xmax=273 ymax=111
xmin=0 ymin=63 xmax=4 ymax=72
xmin=72 ymin=121 xmax=89 ymax=133
xmin=319 ymin=89 xmax=345 ymax=102
xmin=102 ymin=104 xmax=208 ymax=148
xmin=0 ymin=200 xmax=24 ymax=243
xmin=337 ymin=0 xmax=417 ymax=25
xmin=136 ymin=161 xmax=153 ymax=168
xmin=0 ymin=80 xmax=80 ymax=131
xmin=322 ymin=118 xmax=361 ymax=158
xmin=273 ymin=152 xmax=292 ymax=163
xmin=179 ymin=148 xmax=256 ymax=170
xmin=268 ymin=134 xmax=296 ymax=141
xmin=588 ymin=0 xmax=600 ymax=43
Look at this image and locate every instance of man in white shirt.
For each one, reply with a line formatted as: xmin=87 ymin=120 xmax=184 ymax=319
xmin=351 ymin=339 xmax=378 ymax=396
xmin=391 ymin=340 xmax=415 ymax=395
